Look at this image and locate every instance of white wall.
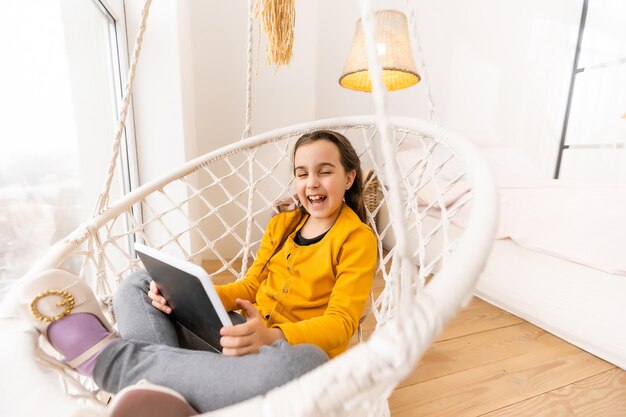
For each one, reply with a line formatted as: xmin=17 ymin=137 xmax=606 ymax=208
xmin=124 ymin=0 xmax=319 ymax=173
xmin=126 ymin=0 xmax=584 ymax=176
xmin=314 ymin=0 xmax=582 ymax=176
xmin=123 ymin=1 xmax=586 ymax=257
xmin=124 ymin=0 xmax=198 ymax=256
xmin=188 ymin=1 xmax=318 ymax=154
xmin=125 ymin=0 xmax=196 ymax=181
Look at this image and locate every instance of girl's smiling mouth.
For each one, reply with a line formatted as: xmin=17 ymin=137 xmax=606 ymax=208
xmin=308 ymin=195 xmax=327 ymax=205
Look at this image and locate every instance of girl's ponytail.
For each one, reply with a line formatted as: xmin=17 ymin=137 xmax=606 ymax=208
xmin=344 ymin=176 xmax=366 ymax=223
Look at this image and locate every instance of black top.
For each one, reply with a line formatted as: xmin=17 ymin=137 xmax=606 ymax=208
xmin=294 ymin=229 xmax=328 ymax=246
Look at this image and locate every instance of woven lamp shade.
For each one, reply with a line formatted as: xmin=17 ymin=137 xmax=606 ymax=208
xmin=339 ymin=10 xmax=420 ymax=92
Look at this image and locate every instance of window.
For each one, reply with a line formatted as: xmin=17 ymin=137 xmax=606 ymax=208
xmin=555 ymin=0 xmax=626 ymax=182
xmin=0 ymin=0 xmax=137 ymax=297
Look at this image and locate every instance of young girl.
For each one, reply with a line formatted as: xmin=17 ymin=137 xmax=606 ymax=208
xmin=19 ymin=130 xmax=377 ymax=415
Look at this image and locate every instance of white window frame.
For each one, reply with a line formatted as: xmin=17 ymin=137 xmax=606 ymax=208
xmin=95 ymin=0 xmax=141 ymax=206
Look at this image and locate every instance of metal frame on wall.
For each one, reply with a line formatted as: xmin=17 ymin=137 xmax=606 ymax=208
xmin=554 ymin=0 xmax=626 ymax=179
xmin=554 ymin=0 xmax=589 ymax=179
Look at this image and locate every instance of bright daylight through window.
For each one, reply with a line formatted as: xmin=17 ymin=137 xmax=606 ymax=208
xmin=0 ymin=0 xmax=133 ymax=299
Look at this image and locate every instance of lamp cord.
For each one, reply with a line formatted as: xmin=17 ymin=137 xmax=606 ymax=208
xmin=404 ymin=0 xmax=440 ymax=124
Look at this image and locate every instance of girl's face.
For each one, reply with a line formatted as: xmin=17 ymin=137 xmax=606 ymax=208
xmin=294 ymin=140 xmax=356 ymax=228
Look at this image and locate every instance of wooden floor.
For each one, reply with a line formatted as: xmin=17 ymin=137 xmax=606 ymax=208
xmin=364 ymin=298 xmax=626 ymax=416
xmin=204 ymin=261 xmax=626 ymax=416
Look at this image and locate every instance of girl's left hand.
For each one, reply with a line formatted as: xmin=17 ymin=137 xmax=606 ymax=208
xmin=219 ymin=299 xmax=285 ymax=356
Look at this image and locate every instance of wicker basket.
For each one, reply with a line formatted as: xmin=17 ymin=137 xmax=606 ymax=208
xmin=363 ymin=168 xmax=382 ymax=216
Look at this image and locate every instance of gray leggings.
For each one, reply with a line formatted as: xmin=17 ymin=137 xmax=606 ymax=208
xmin=93 ymin=271 xmax=328 ymax=412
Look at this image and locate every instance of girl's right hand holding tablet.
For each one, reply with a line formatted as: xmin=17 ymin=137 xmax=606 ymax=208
xmin=149 ymin=280 xmax=172 ymax=314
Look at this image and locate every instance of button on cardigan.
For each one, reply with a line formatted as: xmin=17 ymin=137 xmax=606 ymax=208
xmin=215 ymin=205 xmax=377 ymax=358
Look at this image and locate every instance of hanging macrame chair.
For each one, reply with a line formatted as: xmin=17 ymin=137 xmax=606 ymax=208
xmin=0 ymin=0 xmax=497 ymax=416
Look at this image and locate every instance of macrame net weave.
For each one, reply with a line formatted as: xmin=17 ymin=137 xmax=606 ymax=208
xmin=25 ymin=116 xmax=495 ymax=417
xmin=56 ymin=121 xmax=470 ymax=318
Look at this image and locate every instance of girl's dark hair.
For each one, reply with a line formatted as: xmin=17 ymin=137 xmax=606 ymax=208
xmin=293 ymin=130 xmax=367 ymax=223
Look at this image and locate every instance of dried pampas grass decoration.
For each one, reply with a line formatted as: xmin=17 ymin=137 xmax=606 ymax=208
xmin=255 ymin=0 xmax=296 ymax=67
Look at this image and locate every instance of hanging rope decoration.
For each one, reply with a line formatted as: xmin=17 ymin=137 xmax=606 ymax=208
xmin=254 ymin=0 xmax=296 ymax=68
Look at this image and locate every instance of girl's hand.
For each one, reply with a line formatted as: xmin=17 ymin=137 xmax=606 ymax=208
xmin=148 ymin=280 xmax=172 ymax=314
xmin=220 ymin=299 xmax=285 ymax=356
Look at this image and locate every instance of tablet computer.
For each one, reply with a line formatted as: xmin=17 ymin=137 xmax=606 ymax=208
xmin=134 ymin=242 xmax=245 ymax=353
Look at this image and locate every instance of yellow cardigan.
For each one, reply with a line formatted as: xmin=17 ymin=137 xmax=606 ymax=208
xmin=215 ymin=205 xmax=377 ymax=358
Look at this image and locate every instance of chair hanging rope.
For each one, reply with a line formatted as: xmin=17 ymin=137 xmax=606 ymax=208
xmin=358 ymin=0 xmax=411 ymax=264
xmin=242 ymin=0 xmax=256 ymax=139
xmin=94 ymin=0 xmax=153 ymax=215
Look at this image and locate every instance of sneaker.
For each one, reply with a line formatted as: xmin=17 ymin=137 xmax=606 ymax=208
xmin=109 ymin=380 xmax=197 ymax=417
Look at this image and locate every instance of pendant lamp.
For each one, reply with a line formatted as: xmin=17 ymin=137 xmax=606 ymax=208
xmin=339 ymin=10 xmax=420 ymax=92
